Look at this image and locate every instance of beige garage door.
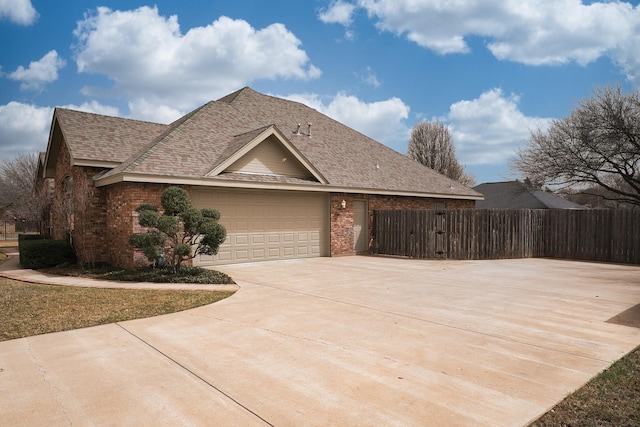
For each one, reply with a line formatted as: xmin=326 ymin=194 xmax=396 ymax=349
xmin=191 ymin=189 xmax=328 ymax=265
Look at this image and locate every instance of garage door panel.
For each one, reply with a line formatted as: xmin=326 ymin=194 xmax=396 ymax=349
xmin=252 ymin=249 xmax=266 ymax=259
xmin=192 ymin=189 xmax=327 ymax=265
xmin=234 ymin=235 xmax=248 ymax=245
xmin=268 ymin=248 xmax=280 ymax=257
xmin=267 ymin=235 xmax=278 ymax=244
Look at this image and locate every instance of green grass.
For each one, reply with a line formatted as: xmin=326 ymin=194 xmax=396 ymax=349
xmin=0 ymin=276 xmax=234 ymax=341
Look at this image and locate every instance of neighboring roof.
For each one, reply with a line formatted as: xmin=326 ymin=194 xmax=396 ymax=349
xmin=473 ymin=181 xmax=585 ymax=209
xmin=46 ymin=87 xmax=483 ymax=200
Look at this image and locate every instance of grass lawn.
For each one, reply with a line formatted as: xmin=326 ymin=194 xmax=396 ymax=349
xmin=529 ymin=344 xmax=640 ymax=426
xmin=0 ymin=277 xmax=234 ymax=341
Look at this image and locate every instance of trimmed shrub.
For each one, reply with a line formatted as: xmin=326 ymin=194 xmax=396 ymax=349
xmin=19 ymin=239 xmax=76 ymax=269
xmin=18 ymin=234 xmax=44 ymax=264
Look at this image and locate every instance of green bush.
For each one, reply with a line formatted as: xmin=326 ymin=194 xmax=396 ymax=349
xmin=18 ymin=234 xmax=44 ymax=264
xmin=19 ymin=239 xmax=76 ymax=269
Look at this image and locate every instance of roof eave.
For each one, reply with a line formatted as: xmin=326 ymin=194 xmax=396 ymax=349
xmin=94 ymin=172 xmax=483 ymax=200
xmin=72 ymin=159 xmax=121 ymax=169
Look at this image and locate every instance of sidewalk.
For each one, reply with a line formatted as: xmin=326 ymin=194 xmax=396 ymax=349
xmin=0 ymin=239 xmax=18 ymax=247
xmin=0 ymin=246 xmax=238 ymax=292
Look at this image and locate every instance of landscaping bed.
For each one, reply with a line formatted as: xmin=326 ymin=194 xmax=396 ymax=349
xmin=43 ymin=264 xmax=234 ymax=284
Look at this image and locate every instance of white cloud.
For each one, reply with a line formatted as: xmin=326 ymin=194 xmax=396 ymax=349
xmin=284 ymin=92 xmax=410 ymax=149
xmin=445 ymin=88 xmax=552 ymax=165
xmin=8 ymin=50 xmax=66 ymax=90
xmin=60 ymin=101 xmax=120 ymax=117
xmin=0 ymin=100 xmax=123 ymax=161
xmin=127 ymin=99 xmax=182 ymax=124
xmin=359 ymin=66 xmax=381 ymax=88
xmin=328 ymin=0 xmax=640 ymax=84
xmin=0 ymin=0 xmax=38 ymax=25
xmin=318 ymin=1 xmax=356 ymax=26
xmin=0 ymin=102 xmax=52 ymax=159
xmin=73 ymin=6 xmax=321 ymax=114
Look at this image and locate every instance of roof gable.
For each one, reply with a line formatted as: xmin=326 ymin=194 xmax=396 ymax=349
xmin=207 ymin=125 xmax=327 ymax=183
xmin=43 ymin=108 xmax=168 ymax=177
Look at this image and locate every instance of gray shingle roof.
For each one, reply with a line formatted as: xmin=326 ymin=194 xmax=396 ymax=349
xmin=55 ymin=87 xmax=482 ymax=199
xmin=473 ymin=181 xmax=585 ymax=209
xmin=54 ymin=108 xmax=168 ymax=164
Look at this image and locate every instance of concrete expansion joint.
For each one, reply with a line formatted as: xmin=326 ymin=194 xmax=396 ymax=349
xmin=26 ymin=337 xmax=73 ymax=425
xmin=114 ymin=323 xmax=274 ymax=427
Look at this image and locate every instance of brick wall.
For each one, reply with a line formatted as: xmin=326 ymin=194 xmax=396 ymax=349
xmin=329 ymin=194 xmax=354 ymax=256
xmin=51 ymin=140 xmax=72 ymax=242
xmin=329 ymin=192 xmax=474 ymax=256
xmin=105 ymin=182 xmax=168 ymax=269
xmin=50 ymin=140 xmax=109 ymax=265
xmin=104 ymin=183 xmax=196 ymax=269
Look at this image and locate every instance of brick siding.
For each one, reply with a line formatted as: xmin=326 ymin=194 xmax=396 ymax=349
xmin=329 ymin=193 xmax=474 ymax=256
xmin=51 ymin=140 xmax=109 ymax=266
xmin=105 ymin=182 xmax=181 ymax=269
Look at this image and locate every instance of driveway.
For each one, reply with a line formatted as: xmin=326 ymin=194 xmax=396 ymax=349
xmin=1 ymin=257 xmax=639 ymax=426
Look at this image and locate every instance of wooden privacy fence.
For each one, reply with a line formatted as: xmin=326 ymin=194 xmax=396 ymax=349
xmin=0 ymin=219 xmax=40 ymax=240
xmin=373 ymin=209 xmax=640 ymax=264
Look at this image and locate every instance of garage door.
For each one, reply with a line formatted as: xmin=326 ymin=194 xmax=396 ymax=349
xmin=191 ymin=189 xmax=328 ymax=265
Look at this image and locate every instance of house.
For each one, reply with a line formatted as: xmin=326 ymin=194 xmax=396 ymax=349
xmin=39 ymin=87 xmax=482 ymax=268
xmin=473 ymin=181 xmax=585 ymax=209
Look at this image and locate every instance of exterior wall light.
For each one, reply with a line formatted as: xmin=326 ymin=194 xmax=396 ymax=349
xmin=340 ymin=199 xmax=347 ymax=209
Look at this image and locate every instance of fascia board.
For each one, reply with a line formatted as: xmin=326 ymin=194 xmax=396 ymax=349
xmin=94 ymin=172 xmax=483 ymax=200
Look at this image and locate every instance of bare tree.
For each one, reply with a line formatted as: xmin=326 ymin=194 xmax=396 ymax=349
xmin=407 ymin=120 xmax=476 ymax=186
xmin=73 ymin=173 xmax=97 ymax=267
xmin=512 ymin=85 xmax=640 ymax=207
xmin=0 ymin=152 xmax=42 ymax=220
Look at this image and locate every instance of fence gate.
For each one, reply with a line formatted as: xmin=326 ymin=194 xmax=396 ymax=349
xmin=373 ymin=209 xmax=446 ymax=259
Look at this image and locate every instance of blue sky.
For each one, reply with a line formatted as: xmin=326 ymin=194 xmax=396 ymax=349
xmin=1 ymin=0 xmax=639 ymax=185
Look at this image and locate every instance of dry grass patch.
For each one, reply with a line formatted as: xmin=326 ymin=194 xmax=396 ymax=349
xmin=529 ymin=345 xmax=640 ymax=426
xmin=0 ymin=277 xmax=234 ymax=341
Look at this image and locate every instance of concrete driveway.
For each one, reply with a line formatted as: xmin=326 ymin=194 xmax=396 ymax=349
xmin=1 ymin=256 xmax=640 ymax=426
